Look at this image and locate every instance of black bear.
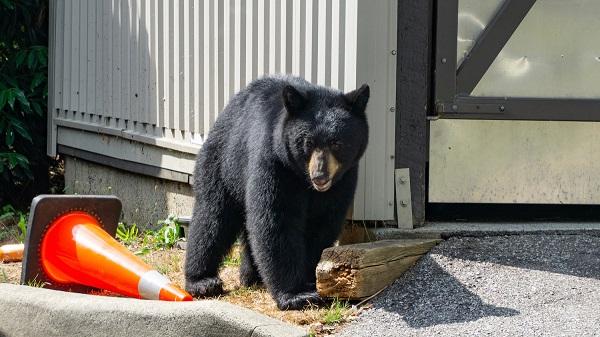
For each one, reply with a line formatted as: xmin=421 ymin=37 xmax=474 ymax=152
xmin=185 ymin=75 xmax=370 ymax=310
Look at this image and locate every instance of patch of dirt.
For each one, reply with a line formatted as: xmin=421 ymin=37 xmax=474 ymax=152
xmin=0 ymin=263 xmax=21 ymax=284
xmin=137 ymin=246 xmax=332 ymax=326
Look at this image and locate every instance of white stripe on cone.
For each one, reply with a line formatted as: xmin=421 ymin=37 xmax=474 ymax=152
xmin=138 ymin=270 xmax=170 ymax=300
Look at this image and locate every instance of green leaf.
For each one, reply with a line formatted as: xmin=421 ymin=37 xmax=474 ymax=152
xmin=6 ymin=153 xmax=18 ymax=169
xmin=30 ymin=72 xmax=44 ymax=91
xmin=0 ymin=0 xmax=15 ymax=10
xmin=5 ymin=129 xmax=14 ymax=147
xmin=17 ymin=214 xmax=27 ymax=243
xmin=14 ymin=89 xmax=30 ymax=108
xmin=6 ymin=89 xmax=16 ymax=109
xmin=31 ymin=101 xmax=42 ymax=116
xmin=4 ymin=153 xmax=29 ymax=169
xmin=37 ymin=47 xmax=47 ymax=66
xmin=27 ymin=50 xmax=37 ymax=69
xmin=10 ymin=119 xmax=32 ymax=143
xmin=0 ymin=90 xmax=7 ymax=111
xmin=15 ymin=50 xmax=26 ymax=68
xmin=1 ymin=74 xmax=19 ymax=89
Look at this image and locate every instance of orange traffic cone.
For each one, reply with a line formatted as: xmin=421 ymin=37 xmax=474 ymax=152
xmin=39 ymin=211 xmax=192 ymax=301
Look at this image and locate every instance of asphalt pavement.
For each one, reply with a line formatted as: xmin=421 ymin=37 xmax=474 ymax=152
xmin=337 ymin=234 xmax=600 ymax=337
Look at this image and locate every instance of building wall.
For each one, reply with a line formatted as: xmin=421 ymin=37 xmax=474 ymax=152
xmin=49 ymin=0 xmax=398 ymax=221
xmin=64 ymin=156 xmax=194 ymax=228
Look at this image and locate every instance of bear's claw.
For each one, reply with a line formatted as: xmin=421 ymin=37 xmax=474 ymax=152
xmin=185 ymin=277 xmax=224 ymax=297
xmin=276 ymin=291 xmax=325 ymax=310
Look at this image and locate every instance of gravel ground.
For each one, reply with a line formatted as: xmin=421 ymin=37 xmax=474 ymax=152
xmin=337 ymin=235 xmax=600 ymax=337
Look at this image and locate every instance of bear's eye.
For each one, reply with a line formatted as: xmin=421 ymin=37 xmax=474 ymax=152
xmin=330 ymin=140 xmax=343 ymax=151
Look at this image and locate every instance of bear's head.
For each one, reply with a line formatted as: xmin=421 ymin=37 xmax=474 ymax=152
xmin=281 ymin=83 xmax=370 ymax=192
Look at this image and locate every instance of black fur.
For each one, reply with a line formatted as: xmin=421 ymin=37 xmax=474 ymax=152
xmin=185 ymin=75 xmax=370 ymax=310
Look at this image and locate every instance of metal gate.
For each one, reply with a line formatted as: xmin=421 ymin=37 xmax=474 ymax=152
xmin=429 ymin=0 xmax=600 ymax=204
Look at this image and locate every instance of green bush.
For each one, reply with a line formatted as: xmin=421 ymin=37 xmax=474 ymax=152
xmin=0 ymin=0 xmax=52 ymax=208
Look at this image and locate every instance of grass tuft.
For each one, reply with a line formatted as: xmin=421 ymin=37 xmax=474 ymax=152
xmin=116 ymin=215 xmax=184 ymax=254
xmin=26 ymin=276 xmax=47 ymax=288
xmin=321 ymin=298 xmax=351 ymax=325
xmin=222 ymin=249 xmax=241 ymax=267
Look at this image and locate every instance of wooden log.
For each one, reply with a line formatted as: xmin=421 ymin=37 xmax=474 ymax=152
xmin=316 ymin=239 xmax=440 ymax=299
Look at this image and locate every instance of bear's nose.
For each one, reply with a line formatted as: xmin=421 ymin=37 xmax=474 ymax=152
xmin=311 ymin=176 xmax=329 ymax=187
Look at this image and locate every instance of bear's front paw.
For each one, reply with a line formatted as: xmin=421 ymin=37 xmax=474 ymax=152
xmin=303 ymin=282 xmax=316 ymax=291
xmin=276 ymin=291 xmax=325 ymax=310
xmin=185 ymin=277 xmax=224 ymax=297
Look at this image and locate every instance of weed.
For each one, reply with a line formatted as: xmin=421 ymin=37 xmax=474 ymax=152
xmin=16 ymin=213 xmax=27 ymax=242
xmin=322 ymin=298 xmax=351 ymax=325
xmin=154 ymin=215 xmax=183 ymax=249
xmin=122 ymin=215 xmax=184 ymax=254
xmin=116 ymin=222 xmax=139 ymax=245
xmin=0 ymin=204 xmax=27 ymax=243
xmin=222 ymin=251 xmax=241 ymax=267
xmin=1 ymin=269 xmax=8 ymax=282
xmin=26 ymin=276 xmax=47 ymax=288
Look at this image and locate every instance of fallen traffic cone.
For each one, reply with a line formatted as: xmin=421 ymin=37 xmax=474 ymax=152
xmin=0 ymin=243 xmax=24 ymax=263
xmin=21 ymin=195 xmax=192 ymax=301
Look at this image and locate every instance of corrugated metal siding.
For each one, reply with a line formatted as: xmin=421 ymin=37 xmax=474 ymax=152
xmin=49 ymin=0 xmax=396 ymax=220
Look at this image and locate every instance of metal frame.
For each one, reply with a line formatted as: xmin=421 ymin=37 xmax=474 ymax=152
xmin=434 ymin=0 xmax=600 ymax=121
xmin=395 ymin=0 xmax=434 ymax=227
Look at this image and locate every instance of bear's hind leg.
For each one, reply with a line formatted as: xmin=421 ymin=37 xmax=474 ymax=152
xmin=239 ymin=233 xmax=263 ymax=287
xmin=185 ymin=185 xmax=242 ymax=297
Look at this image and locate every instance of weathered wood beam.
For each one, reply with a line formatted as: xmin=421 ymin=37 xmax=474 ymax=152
xmin=316 ymin=239 xmax=440 ymax=299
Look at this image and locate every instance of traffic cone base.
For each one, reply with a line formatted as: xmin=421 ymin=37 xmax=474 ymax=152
xmin=22 ymin=195 xmax=122 ymax=293
xmin=22 ymin=195 xmax=191 ymax=301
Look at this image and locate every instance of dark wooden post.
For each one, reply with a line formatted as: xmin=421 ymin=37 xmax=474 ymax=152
xmin=395 ymin=0 xmax=434 ymax=227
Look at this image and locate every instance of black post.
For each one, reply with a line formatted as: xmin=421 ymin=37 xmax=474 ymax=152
xmin=395 ymin=0 xmax=434 ymax=227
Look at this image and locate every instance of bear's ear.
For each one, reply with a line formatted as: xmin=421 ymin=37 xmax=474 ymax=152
xmin=282 ymin=85 xmax=306 ymax=115
xmin=344 ymin=84 xmax=370 ymax=116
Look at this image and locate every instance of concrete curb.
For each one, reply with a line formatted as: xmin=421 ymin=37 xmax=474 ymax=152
xmin=0 ymin=284 xmax=307 ymax=337
xmin=371 ymin=222 xmax=600 ymax=240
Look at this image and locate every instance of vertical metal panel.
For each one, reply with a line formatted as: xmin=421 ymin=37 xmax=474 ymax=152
xmin=78 ymin=0 xmax=87 ymax=116
xmin=121 ymin=0 xmax=130 ymax=126
xmin=112 ymin=0 xmax=121 ymax=124
xmin=182 ymin=0 xmax=191 ymax=140
xmin=47 ymin=0 xmax=57 ymax=156
xmin=429 ymin=119 xmax=600 ymax=204
xmin=352 ymin=0 xmax=397 ymax=220
xmin=62 ymin=0 xmax=71 ymax=112
xmin=70 ymin=0 xmax=80 ymax=112
xmin=95 ymin=0 xmax=103 ymax=117
xmin=50 ymin=0 xmax=396 ymax=220
xmin=86 ymin=0 xmax=96 ymax=115
xmin=130 ymin=0 xmax=139 ymax=131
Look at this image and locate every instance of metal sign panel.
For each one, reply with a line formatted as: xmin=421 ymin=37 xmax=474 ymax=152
xmin=429 ymin=119 xmax=600 ymax=204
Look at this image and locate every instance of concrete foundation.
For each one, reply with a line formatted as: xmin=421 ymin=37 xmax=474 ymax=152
xmin=64 ymin=156 xmax=194 ymax=229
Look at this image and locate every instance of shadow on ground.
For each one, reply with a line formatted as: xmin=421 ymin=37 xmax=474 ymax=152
xmin=436 ymin=235 xmax=600 ymax=280
xmin=372 ymin=257 xmax=519 ymax=328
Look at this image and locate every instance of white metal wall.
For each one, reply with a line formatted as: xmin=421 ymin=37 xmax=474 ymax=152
xmin=49 ymin=0 xmax=397 ymax=220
